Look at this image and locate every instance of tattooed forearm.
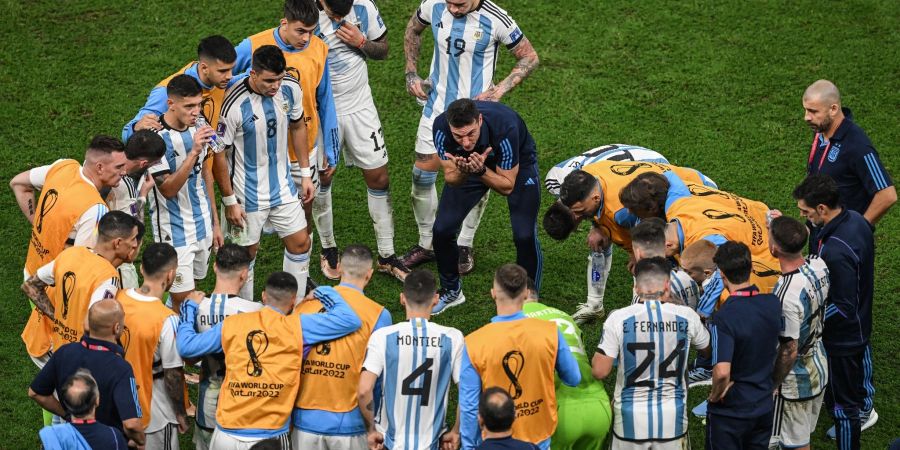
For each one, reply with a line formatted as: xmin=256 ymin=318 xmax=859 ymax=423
xmin=404 ymin=14 xmax=426 ymax=72
xmin=22 ymin=277 xmax=54 ymax=318
xmin=164 ymin=368 xmax=187 ymax=417
xmin=496 ymin=37 xmax=539 ymax=95
xmin=28 ymin=198 xmax=34 ymax=216
xmin=361 ymin=35 xmax=389 ymax=60
xmin=773 ymin=340 xmax=797 ymax=387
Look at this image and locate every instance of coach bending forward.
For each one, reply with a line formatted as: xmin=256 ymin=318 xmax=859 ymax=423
xmin=430 ymin=99 xmax=542 ymax=314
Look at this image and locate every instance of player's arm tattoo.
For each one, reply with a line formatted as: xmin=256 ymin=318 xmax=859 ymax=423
xmin=163 ymin=367 xmax=187 ymax=417
xmin=361 ymin=34 xmax=389 ymax=60
xmin=495 ymin=37 xmax=539 ymax=96
xmin=404 ymin=13 xmax=427 ymax=73
xmin=22 ymin=276 xmax=54 ymax=318
xmin=27 ymin=198 xmax=34 ymax=216
xmin=772 ymin=339 xmax=798 ymax=388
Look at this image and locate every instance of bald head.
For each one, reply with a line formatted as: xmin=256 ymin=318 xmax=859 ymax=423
xmin=87 ymin=298 xmax=124 ymax=337
xmin=680 ymin=240 xmax=718 ymax=285
xmin=803 ymin=79 xmax=841 ymax=106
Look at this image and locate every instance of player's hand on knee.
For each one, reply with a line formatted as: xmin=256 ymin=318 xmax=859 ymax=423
xmin=225 ymin=204 xmax=246 ymax=228
xmin=319 ymin=165 xmax=336 ymax=186
xmin=367 ymin=430 xmax=385 ymax=450
xmin=135 ymin=113 xmax=162 ymax=132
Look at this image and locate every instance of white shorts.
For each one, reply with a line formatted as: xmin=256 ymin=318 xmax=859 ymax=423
xmin=170 ymin=236 xmax=213 ymax=294
xmin=210 ymin=428 xmax=291 ymax=450
xmin=118 ymin=262 xmax=140 ymax=289
xmin=415 ymin=113 xmax=437 ymax=155
xmin=145 ymin=423 xmax=179 ymax=450
xmin=612 ymin=435 xmax=690 ymax=450
xmin=770 ymin=392 xmax=824 ymax=448
xmin=237 ymin=201 xmax=307 ymax=246
xmin=291 ymin=429 xmax=366 ymax=450
xmin=193 ymin=381 xmax=221 ymax=450
xmin=339 ymin=106 xmax=388 ymax=169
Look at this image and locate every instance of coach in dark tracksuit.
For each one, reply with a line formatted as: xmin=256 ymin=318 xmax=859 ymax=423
xmin=793 ymin=175 xmax=874 ymax=450
xmin=429 ymin=99 xmax=542 ymax=314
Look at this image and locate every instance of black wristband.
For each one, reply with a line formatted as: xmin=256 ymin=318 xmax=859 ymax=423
xmin=472 ymin=166 xmax=487 ymax=177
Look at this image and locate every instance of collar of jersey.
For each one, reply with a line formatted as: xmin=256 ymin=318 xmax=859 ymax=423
xmin=338 ymin=282 xmax=364 ymax=293
xmin=673 ymin=218 xmax=685 ymax=253
xmin=491 ymin=311 xmax=526 ymax=323
xmin=266 ymin=304 xmax=290 ymax=315
xmin=127 ymin=288 xmax=161 ymax=303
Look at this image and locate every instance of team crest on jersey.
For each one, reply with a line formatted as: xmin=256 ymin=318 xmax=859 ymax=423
xmin=473 ymin=30 xmax=483 ymax=41
xmin=281 ymin=100 xmax=290 ymax=114
xmin=827 ymin=143 xmax=841 ymax=162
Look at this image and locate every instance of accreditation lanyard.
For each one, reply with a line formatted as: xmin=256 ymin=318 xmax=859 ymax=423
xmin=81 ymin=340 xmax=111 ymax=352
xmin=808 ymin=133 xmax=832 ymax=173
xmin=731 ymin=289 xmax=759 ymax=297
xmin=70 ymin=418 xmax=96 ymax=424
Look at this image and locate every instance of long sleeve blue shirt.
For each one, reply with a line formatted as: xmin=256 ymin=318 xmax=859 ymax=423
xmin=176 ymin=286 xmax=362 ymax=438
xmin=459 ymin=311 xmax=581 ymax=450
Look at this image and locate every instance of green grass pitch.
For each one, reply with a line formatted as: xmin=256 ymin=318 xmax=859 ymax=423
xmin=0 ymin=0 xmax=897 ymax=448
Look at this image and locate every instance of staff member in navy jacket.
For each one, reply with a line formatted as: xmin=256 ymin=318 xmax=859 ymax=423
xmin=793 ymin=175 xmax=875 ymax=450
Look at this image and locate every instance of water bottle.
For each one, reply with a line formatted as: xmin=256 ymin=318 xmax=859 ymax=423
xmin=416 ymin=79 xmax=433 ymax=107
xmin=196 ymin=115 xmax=225 ymax=153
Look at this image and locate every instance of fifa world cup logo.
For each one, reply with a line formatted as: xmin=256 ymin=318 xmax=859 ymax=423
xmin=201 ymin=97 xmax=215 ymax=123
xmin=688 ymin=184 xmax=729 ymax=199
xmin=36 ymin=189 xmax=59 ymax=234
xmin=246 ymin=330 xmax=269 ymax=377
xmin=314 ymin=307 xmax=331 ymax=355
xmin=610 ymin=162 xmax=651 ymax=176
xmin=501 ymin=350 xmax=525 ymax=400
xmin=119 ymin=325 xmax=131 ymax=355
xmin=702 ymin=209 xmax=746 ymax=222
xmin=61 ymin=271 xmax=76 ymax=320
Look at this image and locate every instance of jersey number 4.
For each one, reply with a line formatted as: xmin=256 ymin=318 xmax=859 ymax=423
xmin=401 ymin=358 xmax=434 ymax=406
xmin=625 ymin=340 xmax=685 ymax=388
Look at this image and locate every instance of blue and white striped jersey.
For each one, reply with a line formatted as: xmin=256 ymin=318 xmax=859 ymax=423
xmin=218 ymin=77 xmax=304 ymax=212
xmin=598 ymin=301 xmax=709 ymax=441
xmin=147 ymin=124 xmax=213 ymax=247
xmin=774 ymin=256 xmax=830 ymax=400
xmin=416 ymin=0 xmax=525 ymax=119
xmin=194 ymin=293 xmax=262 ymax=429
xmin=544 ymin=144 xmax=669 ymax=196
xmin=362 ymin=318 xmax=464 ymax=450
xmin=316 ymin=0 xmax=387 ymax=115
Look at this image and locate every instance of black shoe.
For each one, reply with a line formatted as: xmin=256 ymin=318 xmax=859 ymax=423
xmin=400 ymin=245 xmax=435 ymax=268
xmin=458 ymin=246 xmax=475 ymax=275
xmin=320 ymin=246 xmax=340 ymax=280
xmin=378 ymin=255 xmax=411 ymax=281
xmin=305 ymin=276 xmax=319 ymax=296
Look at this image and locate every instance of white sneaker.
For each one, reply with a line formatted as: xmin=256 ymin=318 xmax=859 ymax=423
xmin=572 ymin=303 xmax=605 ymax=325
xmin=825 ymin=408 xmax=878 ymax=440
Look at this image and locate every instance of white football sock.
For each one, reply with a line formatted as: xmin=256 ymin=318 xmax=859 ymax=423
xmin=283 ymin=249 xmax=310 ymax=297
xmin=457 ymin=191 xmax=490 ymax=247
xmin=368 ymin=187 xmax=395 ymax=258
xmin=411 ymin=167 xmax=437 ymax=250
xmin=239 ymin=258 xmax=255 ymax=301
xmin=313 ymin=185 xmax=336 ymax=249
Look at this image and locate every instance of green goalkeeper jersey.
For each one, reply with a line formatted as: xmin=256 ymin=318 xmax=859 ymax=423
xmin=523 ymin=302 xmax=608 ymax=398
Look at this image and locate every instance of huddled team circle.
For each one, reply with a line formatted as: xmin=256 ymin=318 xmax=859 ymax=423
xmin=12 ymin=0 xmax=894 ymax=450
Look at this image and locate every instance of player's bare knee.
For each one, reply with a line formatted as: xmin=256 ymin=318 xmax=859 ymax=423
xmin=246 ymin=243 xmax=260 ymax=259
xmin=283 ymin=231 xmax=311 ymax=254
xmin=363 ymin=167 xmax=390 ymax=190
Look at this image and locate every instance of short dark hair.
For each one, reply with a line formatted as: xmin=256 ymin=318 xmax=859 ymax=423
xmin=493 ymin=264 xmax=527 ymax=299
xmin=445 ymin=99 xmax=480 ymax=128
xmin=216 ymin=243 xmax=253 ymax=273
xmin=403 ymin=269 xmax=437 ymax=308
xmin=634 ymin=256 xmax=671 ymax=283
xmin=543 ymin=201 xmax=577 ymax=241
xmin=197 ymin=35 xmax=237 ymax=64
xmin=167 ymin=74 xmax=202 ymax=99
xmin=619 ymin=172 xmax=670 ymax=218
xmin=248 ymin=438 xmax=281 ymax=450
xmin=558 ymin=170 xmax=598 ymax=207
xmin=630 ymin=217 xmax=667 ymax=252
xmin=265 ymin=271 xmax=298 ymax=301
xmin=322 ymin=0 xmax=354 ymax=17
xmin=252 ymin=45 xmax=287 ymax=75
xmin=284 ymin=0 xmax=319 ymax=25
xmin=61 ymin=369 xmax=99 ymax=418
xmin=769 ymin=216 xmax=808 ymax=255
xmin=792 ymin=174 xmax=840 ymax=210
xmin=713 ymin=241 xmax=752 ymax=284
xmin=479 ymin=387 xmax=515 ymax=432
xmin=98 ymin=210 xmax=140 ymax=242
xmin=87 ymin=135 xmax=125 ymax=155
xmin=142 ymin=243 xmax=177 ymax=277
xmin=125 ymin=129 xmax=166 ymax=162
